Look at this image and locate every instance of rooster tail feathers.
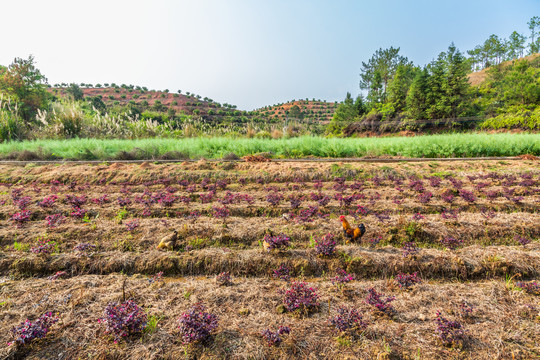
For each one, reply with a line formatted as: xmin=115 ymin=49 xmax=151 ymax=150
xmin=359 ymin=223 xmax=366 ymax=237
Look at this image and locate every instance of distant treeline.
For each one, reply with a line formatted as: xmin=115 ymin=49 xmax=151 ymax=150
xmin=327 ymin=16 xmax=540 ymax=136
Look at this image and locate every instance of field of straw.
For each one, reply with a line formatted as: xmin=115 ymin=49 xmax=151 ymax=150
xmin=0 ymin=159 xmax=538 ymax=359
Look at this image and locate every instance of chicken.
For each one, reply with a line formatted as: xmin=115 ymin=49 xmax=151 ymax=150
xmin=339 ymin=215 xmax=366 ymax=243
xmin=157 ymin=230 xmax=178 ymax=250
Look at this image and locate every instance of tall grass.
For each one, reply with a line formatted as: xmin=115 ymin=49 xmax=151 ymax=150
xmin=0 ymin=133 xmax=537 ymax=160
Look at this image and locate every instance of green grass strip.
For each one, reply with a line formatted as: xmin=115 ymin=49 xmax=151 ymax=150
xmin=0 ymin=133 xmax=538 ymax=160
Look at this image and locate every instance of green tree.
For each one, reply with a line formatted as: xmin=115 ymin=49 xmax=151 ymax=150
xmin=66 ymin=83 xmax=84 ymax=101
xmin=426 ymin=52 xmax=447 ymax=118
xmin=0 ymin=55 xmax=49 ymax=120
xmin=406 ymin=67 xmax=430 ymax=120
xmin=359 ymin=47 xmax=410 ymax=104
xmin=528 ymin=16 xmax=540 ymax=54
xmin=387 ymin=64 xmax=417 ymax=113
xmin=507 ymin=31 xmax=527 ymax=60
xmin=326 ymin=92 xmax=366 ymax=135
xmin=445 ymin=43 xmax=470 ymax=118
xmin=288 ymin=104 xmax=304 ymax=120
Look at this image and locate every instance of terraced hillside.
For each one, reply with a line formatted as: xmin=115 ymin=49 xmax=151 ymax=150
xmin=50 ymin=86 xmax=245 ymax=118
xmin=258 ymin=99 xmax=338 ymax=123
xmin=0 ymin=160 xmax=538 ymax=359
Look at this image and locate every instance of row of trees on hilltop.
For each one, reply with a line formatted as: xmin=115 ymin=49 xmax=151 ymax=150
xmin=468 ymin=17 xmax=540 ymax=70
xmin=327 ymin=16 xmax=540 ymax=136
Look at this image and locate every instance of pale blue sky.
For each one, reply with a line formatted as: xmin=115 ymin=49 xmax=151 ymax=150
xmin=1 ymin=0 xmax=538 ymax=109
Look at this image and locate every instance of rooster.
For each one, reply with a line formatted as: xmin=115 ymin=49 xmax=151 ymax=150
xmin=339 ymin=215 xmax=366 ymax=243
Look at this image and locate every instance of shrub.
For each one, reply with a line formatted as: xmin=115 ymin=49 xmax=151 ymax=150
xmin=261 ymin=326 xmax=290 ymax=346
xmin=263 ymin=233 xmax=291 ymax=251
xmin=99 ymin=301 xmax=147 ymax=343
xmin=412 ymin=212 xmax=425 ymax=221
xmin=199 ymin=191 xmax=216 ymax=204
xmin=395 ymin=272 xmax=422 ymax=289
xmin=368 ymin=235 xmax=382 ymax=247
xmin=215 ymin=272 xmax=232 ymax=286
xmin=329 ymin=306 xmax=367 ymax=334
xmin=314 ymin=233 xmax=337 ymax=257
xmin=365 ymin=288 xmax=395 ymax=315
xmin=288 ymin=194 xmax=303 ymax=209
xmin=440 ymin=208 xmax=459 ymax=220
xmin=441 ymin=189 xmax=455 ymax=203
xmin=178 ymin=303 xmax=218 ymax=344
xmin=117 ymin=197 xmax=132 ymax=207
xmin=282 ymin=281 xmax=320 ymax=315
xmin=434 ymin=311 xmax=465 ymax=348
xmin=9 ymin=312 xmax=59 ymax=346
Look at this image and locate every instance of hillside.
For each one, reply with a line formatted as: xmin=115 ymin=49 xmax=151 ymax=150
xmin=50 ymin=87 xmax=338 ymax=125
xmin=50 ymin=86 xmax=246 ymax=118
xmin=257 ymin=99 xmax=338 ymax=123
xmin=467 ymin=53 xmax=540 ymax=86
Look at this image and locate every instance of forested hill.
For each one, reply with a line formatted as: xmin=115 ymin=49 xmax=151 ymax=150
xmin=327 ymin=16 xmax=540 ymax=136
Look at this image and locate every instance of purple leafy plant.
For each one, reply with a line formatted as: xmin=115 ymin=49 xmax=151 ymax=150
xmin=365 ymin=288 xmax=395 ymax=316
xmin=441 ymin=236 xmax=463 ymax=250
xmin=314 ymin=233 xmax=337 ymax=257
xmin=125 ymin=219 xmax=140 ymax=232
xmin=514 ymin=235 xmax=531 ymax=246
xmin=418 ymin=191 xmax=433 ymax=204
xmin=38 ymin=195 xmax=58 ymax=208
xmin=30 ymin=237 xmax=55 ymax=254
xmin=266 ymin=192 xmax=284 ymax=206
xmin=177 ymin=303 xmax=218 ymax=344
xmin=9 ymin=312 xmax=59 ymax=346
xmin=329 ymin=306 xmax=367 ymax=334
xmin=395 ymin=272 xmax=422 ymax=289
xmin=10 ymin=210 xmax=31 ymax=228
xmin=263 ymin=234 xmax=291 ymax=251
xmin=281 ymin=281 xmax=320 ymax=315
xmin=212 ymin=206 xmax=230 ymax=219
xmin=434 ymin=311 xmax=466 ymax=348
xmin=515 ymin=281 xmax=540 ymax=295
xmin=273 ymin=264 xmax=291 ymax=281
xmin=331 ymin=269 xmax=355 ymax=290
xmin=261 ymin=326 xmax=290 ymax=346
xmin=99 ymin=300 xmax=147 ymax=343
xmin=402 ymin=242 xmax=419 ymax=258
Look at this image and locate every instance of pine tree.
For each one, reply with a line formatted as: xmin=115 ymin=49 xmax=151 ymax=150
xmin=445 ymin=43 xmax=470 ymax=118
xmin=387 ymin=64 xmax=417 ymax=113
xmin=406 ymin=67 xmax=430 ymax=120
